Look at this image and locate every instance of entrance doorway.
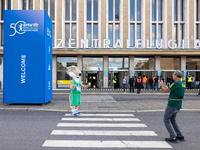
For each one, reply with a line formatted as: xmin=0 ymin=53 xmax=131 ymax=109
xmin=108 ymin=70 xmax=129 ymax=88
xmin=161 ymin=70 xmax=176 ymax=83
xmin=82 ymin=71 xmax=103 ymax=88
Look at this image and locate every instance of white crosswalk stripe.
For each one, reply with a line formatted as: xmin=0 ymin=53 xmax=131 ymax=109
xmin=43 ymin=140 xmax=172 ymax=148
xmin=42 ymin=113 xmax=172 ymax=149
xmin=57 ymin=123 xmax=147 ymax=127
xmin=51 ymin=130 xmax=158 ymax=136
xmin=61 ymin=117 xmax=140 ymax=121
xmin=65 ymin=113 xmax=135 ymax=117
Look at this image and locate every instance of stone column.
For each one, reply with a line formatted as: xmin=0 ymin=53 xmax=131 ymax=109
xmin=181 ymin=56 xmax=186 ymax=71
xmin=0 ymin=55 xmax=3 ymax=89
xmin=52 ymin=55 xmax=57 ymax=89
xmin=155 ymin=56 xmax=161 ymax=86
xmin=77 ymin=55 xmax=83 ymax=71
xmin=103 ymin=56 xmax=108 ymax=88
xmin=155 ymin=56 xmax=161 ymax=71
xmin=129 ymin=56 xmax=135 ymax=77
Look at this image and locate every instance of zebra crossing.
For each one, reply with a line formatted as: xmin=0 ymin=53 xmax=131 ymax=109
xmin=42 ymin=113 xmax=172 ymax=149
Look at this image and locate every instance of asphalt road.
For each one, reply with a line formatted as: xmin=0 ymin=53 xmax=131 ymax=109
xmin=0 ymin=111 xmax=200 ymax=150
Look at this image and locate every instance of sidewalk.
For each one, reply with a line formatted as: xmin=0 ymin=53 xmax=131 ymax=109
xmin=0 ymin=89 xmax=200 ymax=113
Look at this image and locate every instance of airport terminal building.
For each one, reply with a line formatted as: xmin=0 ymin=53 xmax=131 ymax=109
xmin=0 ymin=0 xmax=200 ymax=89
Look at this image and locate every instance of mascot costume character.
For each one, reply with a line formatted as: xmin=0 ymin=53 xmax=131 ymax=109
xmin=67 ymin=66 xmax=91 ymax=115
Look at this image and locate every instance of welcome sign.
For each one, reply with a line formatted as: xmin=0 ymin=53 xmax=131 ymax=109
xmin=3 ymin=10 xmax=52 ymax=104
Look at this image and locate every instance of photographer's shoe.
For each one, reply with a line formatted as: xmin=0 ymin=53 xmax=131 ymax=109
xmin=176 ymin=136 xmax=185 ymax=141
xmin=165 ymin=137 xmax=177 ymax=143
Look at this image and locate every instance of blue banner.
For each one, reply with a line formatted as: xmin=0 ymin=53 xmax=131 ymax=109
xmin=183 ymin=69 xmax=187 ymax=77
xmin=131 ymin=69 xmax=135 ymax=76
xmin=157 ymin=69 xmax=161 ymax=77
xmin=3 ymin=10 xmax=52 ymax=104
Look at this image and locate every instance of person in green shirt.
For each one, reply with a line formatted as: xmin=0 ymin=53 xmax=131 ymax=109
xmin=160 ymin=70 xmax=185 ymax=143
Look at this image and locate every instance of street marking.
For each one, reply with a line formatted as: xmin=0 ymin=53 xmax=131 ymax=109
xmin=51 ymin=130 xmax=157 ymax=136
xmin=42 ymin=140 xmax=172 ymax=148
xmin=65 ymin=114 xmax=134 ymax=117
xmin=57 ymin=123 xmax=147 ymax=127
xmin=61 ymin=118 xmax=140 ymax=121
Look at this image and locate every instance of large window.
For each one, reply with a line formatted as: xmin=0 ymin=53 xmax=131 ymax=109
xmin=108 ymin=0 xmax=121 ymax=47
xmin=0 ymin=0 xmax=11 ymax=47
xmin=57 ymin=57 xmax=77 ymax=88
xmin=44 ymin=0 xmax=55 ymax=47
xmin=109 ymin=58 xmax=129 ymax=70
xmin=44 ymin=0 xmax=55 ymax=20
xmin=173 ymin=0 xmax=185 ymax=47
xmin=129 ymin=0 xmax=142 ymax=47
xmin=134 ymin=58 xmax=154 ymax=70
xmin=22 ymin=0 xmax=33 ymax=10
xmin=83 ymin=57 xmax=103 ymax=70
xmin=196 ymin=0 xmax=200 ymax=43
xmin=160 ymin=58 xmax=180 ymax=70
xmin=87 ymin=0 xmax=99 ymax=47
xmin=186 ymin=58 xmax=200 ymax=83
xmin=65 ymin=0 xmax=77 ymax=47
xmin=151 ymin=0 xmax=163 ymax=47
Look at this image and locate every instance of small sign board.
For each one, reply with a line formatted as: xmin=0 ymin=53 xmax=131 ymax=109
xmin=157 ymin=69 xmax=161 ymax=77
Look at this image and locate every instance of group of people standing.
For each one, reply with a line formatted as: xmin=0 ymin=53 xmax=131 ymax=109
xmin=116 ymin=74 xmax=198 ymax=94
xmin=125 ymin=75 xmax=160 ymax=93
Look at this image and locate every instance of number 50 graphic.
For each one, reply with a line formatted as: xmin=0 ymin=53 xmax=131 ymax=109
xmin=10 ymin=21 xmax=26 ymax=36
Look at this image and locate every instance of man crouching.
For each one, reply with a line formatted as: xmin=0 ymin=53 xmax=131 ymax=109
xmin=160 ymin=70 xmax=185 ymax=142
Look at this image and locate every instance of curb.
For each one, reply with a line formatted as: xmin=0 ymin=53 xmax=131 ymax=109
xmin=1 ymin=108 xmax=200 ymax=113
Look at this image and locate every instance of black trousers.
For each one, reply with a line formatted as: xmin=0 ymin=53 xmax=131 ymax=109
xmin=137 ymin=83 xmax=141 ymax=93
xmin=130 ymin=85 xmax=134 ymax=93
xmin=114 ymin=83 xmax=117 ymax=88
xmin=188 ymin=82 xmax=192 ymax=89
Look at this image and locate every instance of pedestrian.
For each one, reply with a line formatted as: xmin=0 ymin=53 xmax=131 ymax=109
xmin=154 ymin=76 xmax=159 ymax=91
xmin=142 ymin=75 xmax=147 ymax=89
xmin=170 ymin=76 xmax=173 ymax=85
xmin=197 ymin=78 xmax=200 ymax=96
xmin=181 ymin=76 xmax=185 ymax=85
xmin=148 ymin=76 xmax=153 ymax=91
xmin=160 ymin=70 xmax=185 ymax=142
xmin=167 ymin=76 xmax=171 ymax=87
xmin=134 ymin=76 xmax=137 ymax=88
xmin=123 ymin=76 xmax=126 ymax=93
xmin=136 ymin=76 xmax=142 ymax=93
xmin=113 ymin=75 xmax=117 ymax=89
xmin=187 ymin=75 xmax=192 ymax=89
xmin=192 ymin=75 xmax=195 ymax=89
xmin=128 ymin=76 xmax=134 ymax=93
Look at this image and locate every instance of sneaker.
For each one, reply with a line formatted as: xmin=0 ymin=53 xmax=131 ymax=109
xmin=71 ymin=111 xmax=78 ymax=116
xmin=176 ymin=136 xmax=185 ymax=141
xmin=76 ymin=110 xmax=81 ymax=114
xmin=165 ymin=137 xmax=177 ymax=143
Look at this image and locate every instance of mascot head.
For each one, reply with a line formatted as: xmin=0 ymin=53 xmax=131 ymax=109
xmin=67 ymin=66 xmax=82 ymax=80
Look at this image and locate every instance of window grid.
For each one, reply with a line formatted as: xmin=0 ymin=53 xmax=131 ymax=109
xmin=151 ymin=0 xmax=163 ymax=47
xmin=173 ymin=0 xmax=185 ymax=48
xmin=0 ymin=0 xmax=11 ymax=47
xmin=108 ymin=0 xmax=121 ymax=47
xmin=86 ymin=0 xmax=99 ymax=48
xmin=129 ymin=0 xmax=142 ymax=47
xmin=196 ymin=0 xmax=200 ymax=41
xmin=65 ymin=0 xmax=78 ymax=47
xmin=44 ymin=0 xmax=55 ymax=47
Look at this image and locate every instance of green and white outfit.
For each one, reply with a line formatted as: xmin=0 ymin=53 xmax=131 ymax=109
xmin=70 ymin=79 xmax=82 ymax=106
xmin=164 ymin=81 xmax=185 ymax=139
